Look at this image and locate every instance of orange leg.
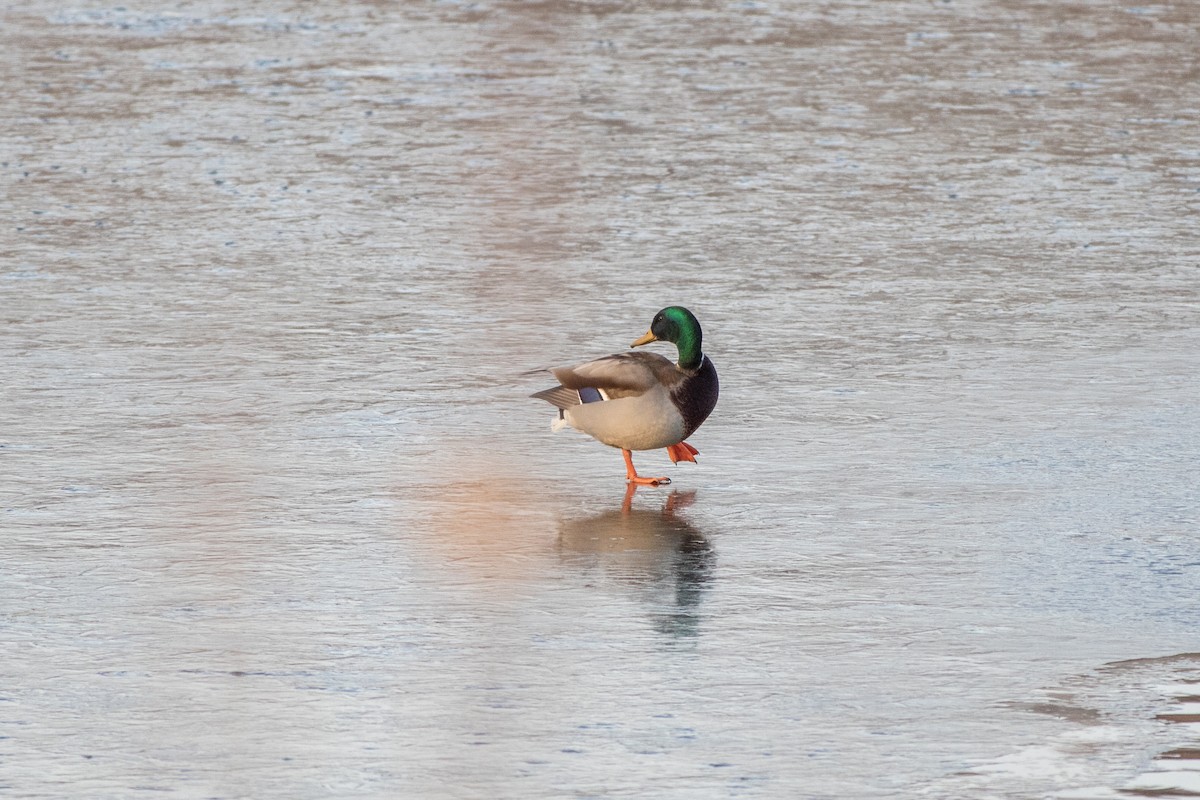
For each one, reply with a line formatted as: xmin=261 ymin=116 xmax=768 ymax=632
xmin=622 ymin=449 xmax=671 ymax=486
xmin=665 ymin=441 xmax=700 ymax=464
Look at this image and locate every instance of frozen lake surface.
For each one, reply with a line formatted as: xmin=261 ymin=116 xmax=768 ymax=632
xmin=2 ymin=0 xmax=1199 ymax=797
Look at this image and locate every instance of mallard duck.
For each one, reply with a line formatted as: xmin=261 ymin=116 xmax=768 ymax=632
xmin=532 ymin=306 xmax=719 ymax=486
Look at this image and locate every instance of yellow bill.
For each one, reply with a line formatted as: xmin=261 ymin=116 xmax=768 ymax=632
xmin=631 ymin=330 xmax=657 ymax=348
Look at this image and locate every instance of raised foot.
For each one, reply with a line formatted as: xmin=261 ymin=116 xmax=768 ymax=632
xmin=665 ymin=441 xmax=700 ymax=464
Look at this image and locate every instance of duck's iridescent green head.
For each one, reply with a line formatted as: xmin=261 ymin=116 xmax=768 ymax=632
xmin=631 ymin=306 xmax=703 ymax=370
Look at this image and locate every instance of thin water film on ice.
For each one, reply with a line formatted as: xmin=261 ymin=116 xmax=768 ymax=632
xmin=2 ymin=0 xmax=1199 ymax=798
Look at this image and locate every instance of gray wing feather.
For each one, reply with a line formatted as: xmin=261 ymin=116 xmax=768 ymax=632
xmin=531 ymin=351 xmax=677 ymax=409
xmin=530 ymin=385 xmax=580 ymax=410
xmin=551 ymin=352 xmax=671 ymax=393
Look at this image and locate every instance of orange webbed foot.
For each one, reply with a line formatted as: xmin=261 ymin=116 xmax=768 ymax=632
xmin=665 ymin=441 xmax=700 ymax=464
xmin=622 ymin=449 xmax=672 ymax=486
xmin=629 ymin=475 xmax=671 ymax=486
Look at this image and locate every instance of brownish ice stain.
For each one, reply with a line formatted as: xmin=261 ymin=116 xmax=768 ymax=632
xmin=1105 ymin=653 xmax=1200 ymax=797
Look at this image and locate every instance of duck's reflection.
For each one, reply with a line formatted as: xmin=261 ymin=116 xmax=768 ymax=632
xmin=557 ymin=484 xmax=714 ymax=638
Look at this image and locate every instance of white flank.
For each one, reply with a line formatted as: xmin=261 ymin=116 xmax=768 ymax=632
xmin=563 ymin=384 xmax=685 ymax=451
